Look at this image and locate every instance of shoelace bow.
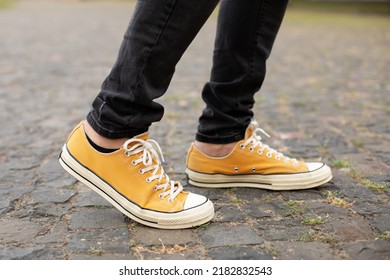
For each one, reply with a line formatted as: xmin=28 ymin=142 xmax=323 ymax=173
xmin=123 ymin=138 xmax=183 ymax=202
xmin=241 ymin=120 xmax=298 ymax=166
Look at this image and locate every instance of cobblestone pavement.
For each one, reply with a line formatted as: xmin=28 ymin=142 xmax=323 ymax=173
xmin=1 ymin=1 xmax=389 ymax=260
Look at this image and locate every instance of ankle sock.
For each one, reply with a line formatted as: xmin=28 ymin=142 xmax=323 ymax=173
xmin=86 ymin=134 xmax=119 ymax=153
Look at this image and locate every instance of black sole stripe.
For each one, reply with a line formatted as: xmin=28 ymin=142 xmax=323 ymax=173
xmin=186 ymin=163 xmax=325 ymax=177
xmin=189 ymin=177 xmax=273 ymax=186
xmin=59 ymin=151 xmax=157 ymax=224
xmin=60 ymin=147 xmax=208 ymax=218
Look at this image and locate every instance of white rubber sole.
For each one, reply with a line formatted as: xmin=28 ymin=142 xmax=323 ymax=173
xmin=186 ymin=164 xmax=332 ymax=190
xmin=59 ymin=145 xmax=214 ymax=229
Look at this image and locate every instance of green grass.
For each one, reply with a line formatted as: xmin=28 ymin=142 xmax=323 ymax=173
xmin=346 ymin=168 xmax=389 ymax=193
xmin=283 ymin=200 xmax=307 ymax=217
xmin=94 ymin=205 xmax=110 ymax=209
xmin=351 ymin=141 xmax=364 ymax=149
xmin=0 ymin=0 xmax=10 ymax=9
xmin=67 ymin=183 xmax=77 ymax=190
xmin=288 ymin=0 xmax=390 ymax=15
xmin=347 ymin=168 xmax=360 ymax=179
xmin=301 ymin=216 xmax=325 ymax=226
xmin=360 ymin=178 xmax=390 ymax=193
xmin=88 ymin=247 xmax=104 ymax=256
xmin=332 ymin=159 xmax=350 ymax=169
xmin=195 ymin=222 xmax=210 ymax=230
xmin=265 ymin=246 xmax=279 ymax=256
xmin=324 ymin=190 xmax=353 ymax=208
xmin=297 ymin=230 xmax=334 ymax=243
xmin=230 ymin=197 xmax=245 ymax=205
xmin=377 ymin=231 xmax=390 ymax=241
xmin=285 ymin=1 xmax=390 ymax=27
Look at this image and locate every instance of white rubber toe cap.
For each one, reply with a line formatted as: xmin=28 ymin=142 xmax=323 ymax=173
xmin=306 ymin=162 xmax=325 ymax=172
xmin=184 ymin=193 xmax=208 ymax=210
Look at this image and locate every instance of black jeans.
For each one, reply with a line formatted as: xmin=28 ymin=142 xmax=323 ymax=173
xmin=87 ymin=0 xmax=289 ymax=144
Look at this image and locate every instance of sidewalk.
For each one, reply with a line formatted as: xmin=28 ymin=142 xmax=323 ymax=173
xmin=0 ymin=1 xmax=389 ymax=260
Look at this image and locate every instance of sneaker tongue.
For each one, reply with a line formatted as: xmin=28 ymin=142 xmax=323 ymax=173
xmin=134 ymin=132 xmax=149 ymax=141
xmin=123 ymin=132 xmax=150 ymax=150
xmin=244 ymin=122 xmax=256 ymax=140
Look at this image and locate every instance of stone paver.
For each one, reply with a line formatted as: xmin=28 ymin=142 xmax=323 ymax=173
xmin=0 ymin=1 xmax=389 ymax=260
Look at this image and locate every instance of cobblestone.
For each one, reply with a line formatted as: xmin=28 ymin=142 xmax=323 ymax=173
xmin=0 ymin=219 xmax=44 ymax=243
xmin=272 ymin=241 xmax=337 ymax=260
xmin=68 ymin=228 xmax=130 ymax=255
xmin=371 ymin=214 xmax=390 ymax=233
xmin=0 ymin=0 xmax=389 ymax=260
xmin=201 ymin=224 xmax=264 ymax=248
xmin=132 ymin=227 xmax=198 ymax=247
xmin=208 ymin=246 xmax=273 ymax=260
xmin=70 ymin=208 xmax=127 ymax=229
xmin=343 ymin=240 xmax=390 ymax=260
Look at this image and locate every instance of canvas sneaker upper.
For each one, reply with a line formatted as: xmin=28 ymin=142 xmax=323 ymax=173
xmin=186 ymin=120 xmax=332 ymax=190
xmin=59 ymin=122 xmax=214 ymax=229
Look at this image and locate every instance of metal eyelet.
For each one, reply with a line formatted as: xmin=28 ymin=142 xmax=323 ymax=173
xmin=249 ymin=147 xmax=254 ymax=152
xmin=132 ymin=160 xmax=137 ymax=166
xmin=240 ymin=144 xmax=245 ymax=149
xmin=258 ymin=150 xmax=263 ymax=155
xmin=124 ymin=151 xmax=131 ymax=157
xmin=154 ymin=186 xmax=158 ymax=191
xmin=139 ymin=169 xmax=144 ymax=175
xmin=234 ymin=167 xmax=239 ymax=173
xmin=252 ymin=168 xmax=256 ymax=173
xmin=168 ymin=198 xmax=174 ymax=203
xmin=146 ymin=178 xmax=151 ymax=183
xmin=159 ymin=194 xmax=164 ymax=199
xmin=266 ymin=152 xmax=272 ymax=158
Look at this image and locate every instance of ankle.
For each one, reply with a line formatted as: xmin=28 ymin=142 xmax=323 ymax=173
xmin=83 ymin=121 xmax=128 ymax=149
xmin=194 ymin=141 xmax=237 ymax=157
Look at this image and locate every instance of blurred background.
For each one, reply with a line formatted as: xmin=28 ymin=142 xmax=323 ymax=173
xmin=1 ymin=0 xmax=390 ymax=13
xmin=1 ymin=0 xmax=390 ymax=261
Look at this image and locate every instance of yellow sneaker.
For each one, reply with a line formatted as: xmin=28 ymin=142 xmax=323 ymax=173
xmin=186 ymin=120 xmax=332 ymax=190
xmin=59 ymin=122 xmax=214 ymax=229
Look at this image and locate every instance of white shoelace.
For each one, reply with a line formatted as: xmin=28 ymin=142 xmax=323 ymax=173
xmin=241 ymin=120 xmax=298 ymax=166
xmin=123 ymin=138 xmax=183 ymax=202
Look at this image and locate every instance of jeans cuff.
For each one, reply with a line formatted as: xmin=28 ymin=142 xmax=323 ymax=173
xmin=86 ymin=113 xmax=148 ymax=140
xmin=195 ymin=129 xmax=246 ymax=144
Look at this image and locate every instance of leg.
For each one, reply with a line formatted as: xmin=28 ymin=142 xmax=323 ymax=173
xmin=60 ymin=0 xmax=219 ymax=229
xmin=186 ymin=0 xmax=333 ymax=190
xmin=87 ymin=0 xmax=219 ymax=140
xmin=197 ymin=0 xmax=289 ymax=144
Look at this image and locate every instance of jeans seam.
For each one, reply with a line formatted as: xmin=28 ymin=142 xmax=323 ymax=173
xmin=249 ymin=0 xmax=267 ymax=77
xmin=127 ymin=0 xmax=178 ymax=127
xmin=87 ymin=113 xmax=147 ymax=139
xmin=95 ymin=97 xmax=135 ymax=134
xmin=196 ymin=128 xmax=246 ymax=144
